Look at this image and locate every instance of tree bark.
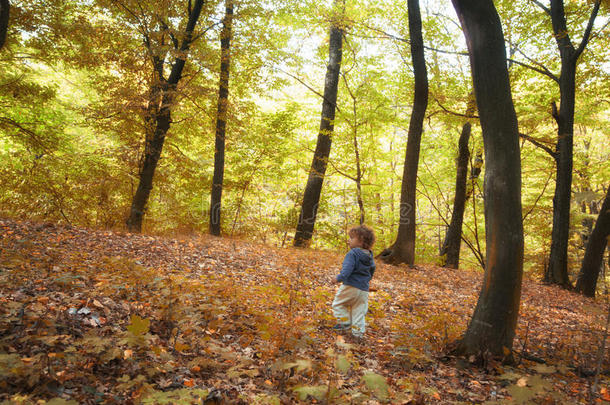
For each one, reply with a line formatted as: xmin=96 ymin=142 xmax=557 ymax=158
xmin=440 ymin=95 xmax=476 ymax=268
xmin=379 ymin=0 xmax=428 ymax=265
xmin=544 ymin=0 xmax=600 ymax=288
xmin=451 ymin=0 xmax=524 ymax=359
xmin=575 ymin=188 xmax=610 ymax=297
xmin=0 ymin=0 xmax=8 ymax=50
xmin=354 ymin=131 xmax=364 ymax=225
xmin=293 ymin=1 xmax=343 ymax=247
xmin=126 ymin=0 xmax=206 ymax=233
xmin=209 ymin=0 xmax=234 ymax=236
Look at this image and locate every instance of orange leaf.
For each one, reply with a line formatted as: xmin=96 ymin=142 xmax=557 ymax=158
xmin=175 ymin=342 xmax=190 ymax=352
xmin=184 ymin=378 xmax=195 ymax=387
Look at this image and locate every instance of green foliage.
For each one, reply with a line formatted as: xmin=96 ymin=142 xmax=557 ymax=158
xmin=141 ymin=388 xmax=209 ymax=404
xmin=362 ymin=371 xmax=389 ymax=401
xmin=127 ymin=315 xmax=151 ymax=337
xmin=335 ymin=354 xmax=351 ymax=373
xmin=488 ymin=367 xmax=575 ymax=404
xmin=0 ymin=0 xmax=607 ymax=275
xmin=293 ymin=385 xmax=328 ymax=401
xmin=0 ymin=354 xmax=25 ymax=378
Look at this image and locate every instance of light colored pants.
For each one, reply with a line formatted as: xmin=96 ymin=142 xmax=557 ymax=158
xmin=332 ymin=284 xmax=369 ymax=337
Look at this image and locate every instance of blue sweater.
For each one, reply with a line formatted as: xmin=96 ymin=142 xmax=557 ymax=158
xmin=336 ymin=247 xmax=376 ymax=291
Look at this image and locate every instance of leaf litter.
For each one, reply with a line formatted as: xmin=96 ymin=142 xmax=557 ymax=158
xmin=0 ymin=218 xmax=608 ymax=404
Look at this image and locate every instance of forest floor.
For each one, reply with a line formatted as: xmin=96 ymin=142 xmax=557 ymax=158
xmin=0 ymin=217 xmax=609 ymax=404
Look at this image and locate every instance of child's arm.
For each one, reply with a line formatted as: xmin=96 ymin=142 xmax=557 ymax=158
xmin=336 ymin=251 xmax=356 ymax=283
xmin=368 ymin=261 xmax=377 ymax=291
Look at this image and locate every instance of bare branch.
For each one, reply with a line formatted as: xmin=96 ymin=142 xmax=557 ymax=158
xmin=274 ymin=66 xmax=342 ymax=114
xmin=575 ymin=0 xmax=601 ymax=59
xmin=523 ymin=171 xmax=553 ymax=221
xmin=423 ymin=45 xmax=468 ymax=56
xmin=167 ymin=0 xmax=206 ymax=85
xmin=433 ymin=96 xmax=479 ymax=119
xmin=530 ymin=0 xmax=551 ymax=16
xmin=346 ymin=18 xmax=409 ymax=43
xmin=551 ymin=101 xmax=559 ymax=121
xmin=416 ymin=175 xmax=485 ymax=269
xmin=190 ymin=21 xmax=223 ymax=43
xmin=507 ymin=58 xmax=560 ymax=82
xmin=112 ymin=0 xmax=166 ymax=78
xmin=327 ymin=159 xmax=357 ymax=181
xmin=519 ymin=132 xmax=557 ymax=159
xmin=157 ymin=16 xmax=179 ymax=49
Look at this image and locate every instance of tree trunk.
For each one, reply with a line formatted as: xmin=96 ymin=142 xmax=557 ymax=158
xmin=126 ymin=0 xmax=206 ymax=233
xmin=544 ymin=0 xmax=600 ymax=288
xmin=545 ymin=68 xmax=575 ymax=287
xmin=127 ymin=89 xmax=173 ymax=232
xmin=575 ymin=188 xmax=610 ymax=297
xmin=0 ymin=0 xmax=8 ymax=50
xmin=353 ymin=100 xmax=364 ymax=225
xmin=342 ymin=74 xmax=365 ymax=225
xmin=451 ymin=0 xmax=524 ymax=360
xmin=440 ymin=95 xmax=476 ymax=268
xmin=209 ymin=0 xmax=234 ymax=236
xmin=293 ymin=1 xmax=343 ymax=247
xmin=379 ymin=0 xmax=428 ymax=265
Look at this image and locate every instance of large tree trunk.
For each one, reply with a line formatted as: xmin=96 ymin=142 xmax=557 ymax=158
xmin=440 ymin=95 xmax=476 ymax=268
xmin=293 ymin=1 xmax=343 ymax=247
xmin=575 ymin=188 xmax=610 ymax=297
xmin=545 ymin=65 xmax=575 ymax=288
xmin=127 ymin=89 xmax=173 ymax=232
xmin=209 ymin=0 xmax=234 ymax=236
xmin=126 ymin=0 xmax=206 ymax=233
xmin=379 ymin=0 xmax=428 ymax=265
xmin=0 ymin=0 xmax=8 ymax=50
xmin=544 ymin=0 xmax=600 ymax=287
xmin=451 ymin=0 xmax=524 ymax=360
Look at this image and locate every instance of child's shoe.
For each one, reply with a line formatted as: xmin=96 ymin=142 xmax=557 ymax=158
xmin=332 ymin=322 xmax=351 ymax=331
xmin=349 ymin=334 xmax=365 ymax=344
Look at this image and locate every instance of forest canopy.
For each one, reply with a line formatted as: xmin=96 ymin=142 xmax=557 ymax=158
xmin=0 ymin=0 xmax=608 ymax=277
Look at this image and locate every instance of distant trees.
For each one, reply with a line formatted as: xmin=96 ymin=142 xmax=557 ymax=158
xmin=440 ymin=95 xmax=476 ymax=269
xmin=293 ymin=0 xmax=344 ymax=247
xmin=210 ymin=0 xmax=234 ymax=236
xmin=378 ymin=0 xmax=428 ymax=265
xmin=534 ymin=0 xmax=601 ymax=288
xmin=575 ymin=187 xmax=609 ymax=297
xmin=451 ymin=0 xmax=524 ymax=359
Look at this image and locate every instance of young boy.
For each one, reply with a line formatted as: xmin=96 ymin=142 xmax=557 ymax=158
xmin=332 ymin=225 xmax=376 ymax=338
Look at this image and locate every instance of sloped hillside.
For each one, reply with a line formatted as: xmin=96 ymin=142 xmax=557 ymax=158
xmin=0 ymin=218 xmax=608 ymax=404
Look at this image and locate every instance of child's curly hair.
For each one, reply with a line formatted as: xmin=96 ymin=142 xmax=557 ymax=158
xmin=349 ymin=225 xmax=375 ymax=250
